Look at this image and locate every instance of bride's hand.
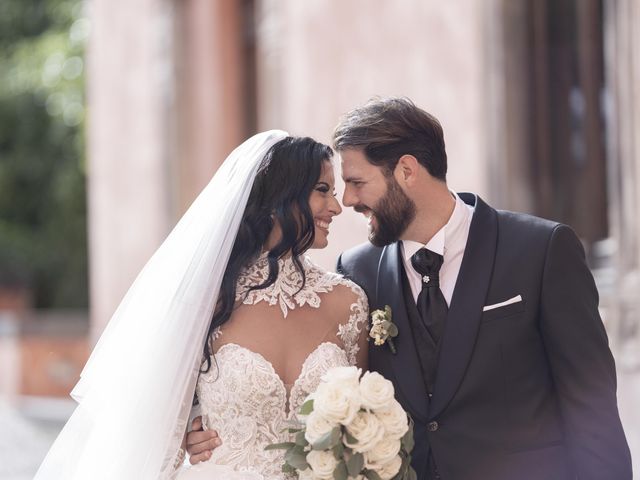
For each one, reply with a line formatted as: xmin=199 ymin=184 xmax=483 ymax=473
xmin=186 ymin=416 xmax=222 ymax=464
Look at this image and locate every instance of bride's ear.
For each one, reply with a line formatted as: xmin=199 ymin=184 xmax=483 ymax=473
xmin=394 ymin=154 xmax=420 ymax=188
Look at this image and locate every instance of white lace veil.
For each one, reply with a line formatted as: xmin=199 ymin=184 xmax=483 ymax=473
xmin=34 ymin=130 xmax=289 ymax=480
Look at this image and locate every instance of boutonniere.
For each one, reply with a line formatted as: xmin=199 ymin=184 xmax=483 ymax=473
xmin=369 ymin=305 xmax=399 ymax=354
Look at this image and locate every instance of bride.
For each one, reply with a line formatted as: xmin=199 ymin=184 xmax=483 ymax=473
xmin=34 ymin=131 xmax=369 ymax=480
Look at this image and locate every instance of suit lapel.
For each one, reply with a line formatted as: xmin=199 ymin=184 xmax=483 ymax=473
xmin=376 ymin=243 xmax=429 ymax=423
xmin=429 ymin=193 xmax=498 ymax=418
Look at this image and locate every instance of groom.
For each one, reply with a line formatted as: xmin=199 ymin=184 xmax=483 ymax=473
xmin=334 ymin=97 xmax=632 ymax=480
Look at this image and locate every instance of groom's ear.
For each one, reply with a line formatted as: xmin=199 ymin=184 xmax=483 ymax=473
xmin=394 ymin=154 xmax=421 ymax=187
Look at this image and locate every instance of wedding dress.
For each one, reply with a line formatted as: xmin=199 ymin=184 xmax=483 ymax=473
xmin=185 ymin=253 xmax=368 ymax=480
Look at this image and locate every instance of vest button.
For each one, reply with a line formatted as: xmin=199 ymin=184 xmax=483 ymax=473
xmin=427 ymin=420 xmax=439 ymax=432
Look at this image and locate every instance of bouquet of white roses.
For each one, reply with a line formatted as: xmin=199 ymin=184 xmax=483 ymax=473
xmin=266 ymin=366 xmax=416 ymax=480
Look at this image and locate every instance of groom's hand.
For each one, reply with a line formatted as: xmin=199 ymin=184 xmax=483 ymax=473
xmin=186 ymin=416 xmax=221 ymax=464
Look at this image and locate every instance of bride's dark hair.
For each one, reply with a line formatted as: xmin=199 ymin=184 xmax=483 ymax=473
xmin=201 ymin=136 xmax=333 ymax=372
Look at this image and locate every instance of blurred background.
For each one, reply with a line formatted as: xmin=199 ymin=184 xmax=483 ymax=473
xmin=0 ymin=0 xmax=638 ymax=477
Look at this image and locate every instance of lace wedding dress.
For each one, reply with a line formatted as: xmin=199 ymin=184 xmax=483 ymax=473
xmin=190 ymin=254 xmax=368 ymax=480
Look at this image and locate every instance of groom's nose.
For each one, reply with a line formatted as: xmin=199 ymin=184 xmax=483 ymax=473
xmin=342 ymin=185 xmax=357 ymax=208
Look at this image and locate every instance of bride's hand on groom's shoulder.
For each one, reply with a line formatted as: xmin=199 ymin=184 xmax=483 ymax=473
xmin=185 ymin=416 xmax=222 ymax=464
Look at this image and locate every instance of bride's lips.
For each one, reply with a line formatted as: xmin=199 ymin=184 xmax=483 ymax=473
xmin=315 ymin=218 xmax=331 ymax=234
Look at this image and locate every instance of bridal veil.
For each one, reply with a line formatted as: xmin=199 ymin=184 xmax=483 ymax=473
xmin=34 ymin=130 xmax=289 ymax=479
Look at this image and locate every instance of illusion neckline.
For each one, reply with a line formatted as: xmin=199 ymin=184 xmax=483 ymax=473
xmin=235 ymin=254 xmax=337 ymax=317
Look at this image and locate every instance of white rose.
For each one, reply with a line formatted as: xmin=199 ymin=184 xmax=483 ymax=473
xmin=321 ymin=366 xmax=361 ymax=388
xmin=314 ymin=381 xmax=361 ymax=425
xmin=304 ymin=411 xmax=337 ymax=445
xmin=374 ymin=454 xmax=403 ymax=480
xmin=364 ymin=438 xmax=401 ymax=468
xmin=306 ymin=449 xmax=338 ymax=480
xmin=298 ymin=468 xmax=317 ymax=480
xmin=344 ymin=411 xmax=385 ymax=453
xmin=359 ymin=371 xmax=395 ymax=411
xmin=376 ymin=400 xmax=409 ymax=440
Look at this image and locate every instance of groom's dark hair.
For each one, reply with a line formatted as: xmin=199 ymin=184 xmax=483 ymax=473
xmin=332 ymin=96 xmax=447 ymax=181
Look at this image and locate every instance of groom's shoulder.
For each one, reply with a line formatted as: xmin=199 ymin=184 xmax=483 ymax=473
xmin=496 ymin=208 xmax=558 ymax=229
xmin=470 ymin=193 xmax=560 ymax=235
xmin=337 ymin=242 xmax=384 ymax=298
xmin=490 ymin=206 xmax=585 ymax=261
xmin=474 ymin=194 xmax=568 ymax=249
xmin=494 ymin=208 xmax=561 ymax=240
xmin=339 ymin=242 xmax=384 ymax=271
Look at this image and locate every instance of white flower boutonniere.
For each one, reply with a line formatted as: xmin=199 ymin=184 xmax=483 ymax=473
xmin=370 ymin=305 xmax=399 ymax=354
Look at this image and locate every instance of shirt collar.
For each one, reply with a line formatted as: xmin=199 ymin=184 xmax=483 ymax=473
xmin=401 ymin=192 xmax=468 ymax=262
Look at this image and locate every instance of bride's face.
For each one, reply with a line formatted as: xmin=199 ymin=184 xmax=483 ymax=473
xmin=308 ymin=161 xmax=342 ymax=249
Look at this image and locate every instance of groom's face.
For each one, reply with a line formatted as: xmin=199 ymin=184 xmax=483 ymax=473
xmin=340 ymin=148 xmax=416 ymax=247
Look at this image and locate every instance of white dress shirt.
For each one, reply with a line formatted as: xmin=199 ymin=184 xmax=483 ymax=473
xmin=401 ymin=192 xmax=474 ymax=306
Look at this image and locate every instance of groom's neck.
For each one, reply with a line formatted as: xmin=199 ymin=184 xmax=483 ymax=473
xmin=401 ymin=187 xmax=456 ymax=245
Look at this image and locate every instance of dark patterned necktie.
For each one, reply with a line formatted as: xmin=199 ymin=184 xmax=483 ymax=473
xmin=410 ymin=248 xmax=448 ymax=344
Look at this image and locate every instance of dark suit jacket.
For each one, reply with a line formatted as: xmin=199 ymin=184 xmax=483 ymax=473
xmin=338 ymin=193 xmax=631 ymax=480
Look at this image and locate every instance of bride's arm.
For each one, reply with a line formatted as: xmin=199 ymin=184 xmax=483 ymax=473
xmin=355 ymin=318 xmax=369 ymax=370
xmin=335 ymin=279 xmax=369 ymax=369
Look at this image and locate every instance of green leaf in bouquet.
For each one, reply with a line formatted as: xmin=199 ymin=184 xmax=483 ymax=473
xmin=280 ymin=418 xmax=305 ymax=434
xmin=295 ymin=430 xmax=308 ymax=447
xmin=387 ymin=322 xmax=399 ymax=337
xmin=346 ymin=452 xmax=364 ymax=477
xmin=299 ymin=398 xmax=315 ymax=415
xmin=401 ymin=415 xmax=415 ymax=452
xmin=333 ymin=460 xmax=348 ymax=480
xmin=282 ymin=463 xmax=296 ymax=474
xmin=264 ymin=441 xmax=296 ymax=451
xmin=392 ymin=449 xmax=418 ymax=480
xmin=364 ymin=469 xmax=383 ymax=480
xmin=332 ymin=441 xmax=345 ymax=459
xmin=344 ymin=430 xmax=358 ymax=445
xmin=311 ymin=426 xmax=341 ymax=450
xmin=406 ymin=466 xmax=418 ymax=480
xmin=285 ymin=445 xmax=309 ymax=471
xmin=392 ymin=453 xmax=409 ymax=480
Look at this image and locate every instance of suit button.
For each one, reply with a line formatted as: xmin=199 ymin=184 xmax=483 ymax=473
xmin=427 ymin=421 xmax=439 ymax=432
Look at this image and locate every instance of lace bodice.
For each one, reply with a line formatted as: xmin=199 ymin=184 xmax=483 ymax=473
xmin=195 ymin=255 xmax=368 ymax=479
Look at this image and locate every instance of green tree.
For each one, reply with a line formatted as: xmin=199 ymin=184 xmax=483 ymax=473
xmin=0 ymin=0 xmax=88 ymax=308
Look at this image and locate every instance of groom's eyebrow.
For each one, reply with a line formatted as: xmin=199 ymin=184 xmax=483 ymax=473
xmin=343 ymin=176 xmax=363 ymax=184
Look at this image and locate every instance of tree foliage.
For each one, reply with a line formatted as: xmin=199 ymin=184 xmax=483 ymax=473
xmin=0 ymin=0 xmax=88 ymax=308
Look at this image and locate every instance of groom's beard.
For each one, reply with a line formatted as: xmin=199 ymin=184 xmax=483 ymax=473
xmin=356 ymin=178 xmax=416 ymax=247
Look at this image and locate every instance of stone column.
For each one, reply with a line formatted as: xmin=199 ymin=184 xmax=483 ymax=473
xmin=603 ymin=0 xmax=640 ymax=469
xmin=174 ymin=0 xmax=246 ymax=215
xmin=603 ymin=0 xmax=640 ymax=363
xmin=87 ymin=0 xmax=176 ymax=339
xmin=87 ymin=0 xmax=247 ymax=339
